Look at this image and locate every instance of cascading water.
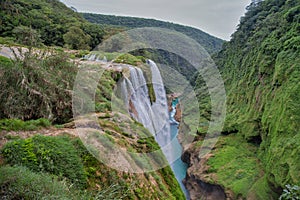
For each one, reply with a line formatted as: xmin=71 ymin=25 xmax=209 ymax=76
xmin=169 ymin=99 xmax=190 ymax=199
xmin=120 ymin=59 xmax=189 ymax=199
xmin=84 ymin=53 xmax=107 ymax=62
xmin=120 ymin=66 xmax=157 ymax=135
xmin=170 ymin=98 xmax=180 ymax=125
xmin=85 ymin=53 xmax=189 ymax=198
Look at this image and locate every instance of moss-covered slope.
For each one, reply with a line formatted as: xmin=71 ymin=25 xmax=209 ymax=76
xmin=218 ymin=0 xmax=300 ymax=190
xmin=186 ymin=0 xmax=300 ymax=199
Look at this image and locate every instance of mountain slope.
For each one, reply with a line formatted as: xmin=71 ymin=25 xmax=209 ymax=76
xmin=183 ymin=0 xmax=300 ymax=199
xmin=83 ymin=13 xmax=224 ymax=54
xmin=0 ymin=0 xmax=105 ymax=49
xmin=218 ymin=0 xmax=300 ymax=192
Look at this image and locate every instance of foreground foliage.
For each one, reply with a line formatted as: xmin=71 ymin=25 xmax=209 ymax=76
xmin=1 ymin=135 xmax=87 ymax=188
xmin=0 ymin=50 xmax=77 ymax=123
xmin=0 ymin=166 xmax=88 ymax=199
xmin=0 ymin=118 xmax=51 ymax=131
xmin=0 ymin=127 xmax=185 ymax=199
xmin=0 ymin=165 xmax=135 ymax=200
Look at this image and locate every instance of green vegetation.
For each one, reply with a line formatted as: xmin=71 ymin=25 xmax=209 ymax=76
xmin=130 ymin=49 xmax=197 ymax=84
xmin=0 ymin=166 xmax=91 ymax=199
xmin=70 ymin=137 xmax=133 ymax=197
xmin=0 ymin=48 xmax=121 ymax=123
xmin=194 ymin=0 xmax=300 ymax=198
xmin=0 ymin=55 xmax=13 ymax=66
xmin=159 ymin=167 xmax=186 ymax=199
xmin=0 ymin=116 xmax=184 ymax=199
xmin=0 ymin=0 xmax=105 ymax=49
xmin=85 ymin=51 xmax=158 ymax=104
xmin=0 ymin=118 xmax=51 ymax=131
xmin=114 ymin=53 xmax=145 ymax=66
xmin=63 ymin=26 xmax=92 ymax=50
xmin=0 ymin=132 xmax=181 ymax=199
xmin=0 ymin=165 xmax=137 ymax=200
xmin=207 ymin=135 xmax=278 ymax=199
xmin=84 ymin=51 xmax=146 ymax=66
xmin=0 ymin=0 xmax=207 ymax=199
xmin=5 ymin=0 xmax=296 ymax=199
xmin=83 ymin=13 xmax=224 ymax=54
xmin=77 ymin=114 xmax=184 ymax=199
xmin=95 ymin=70 xmax=119 ymax=113
xmin=0 ymin=48 xmax=77 ymax=123
xmin=1 ymin=135 xmax=87 ymax=188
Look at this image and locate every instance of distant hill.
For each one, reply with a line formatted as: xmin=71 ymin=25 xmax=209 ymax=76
xmin=82 ymin=13 xmax=224 ymax=55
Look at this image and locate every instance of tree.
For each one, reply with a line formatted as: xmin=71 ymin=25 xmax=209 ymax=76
xmin=63 ymin=26 xmax=91 ymax=50
xmin=81 ymin=23 xmax=105 ymax=49
xmin=12 ymin=25 xmax=42 ymax=47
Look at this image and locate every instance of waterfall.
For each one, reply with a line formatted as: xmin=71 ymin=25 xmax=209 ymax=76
xmin=84 ymin=53 xmax=107 ymax=62
xmin=147 ymin=60 xmax=170 ymax=136
xmin=120 ymin=66 xmax=156 ymax=134
xmin=170 ymin=106 xmax=179 ymax=125
xmin=120 ymin=61 xmax=170 ymax=138
xmin=119 ymin=60 xmax=189 ymax=199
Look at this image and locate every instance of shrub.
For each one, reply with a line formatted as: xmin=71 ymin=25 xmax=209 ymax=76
xmin=114 ymin=53 xmax=144 ymax=66
xmin=0 ymin=49 xmax=77 ymax=123
xmin=1 ymin=135 xmax=87 ymax=188
xmin=0 ymin=165 xmax=90 ymax=200
xmin=0 ymin=118 xmax=51 ymax=131
xmin=0 ymin=37 xmax=15 ymax=45
xmin=0 ymin=55 xmax=13 ymax=67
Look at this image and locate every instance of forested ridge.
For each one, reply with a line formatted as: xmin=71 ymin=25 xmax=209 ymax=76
xmin=83 ymin=13 xmax=224 ymax=54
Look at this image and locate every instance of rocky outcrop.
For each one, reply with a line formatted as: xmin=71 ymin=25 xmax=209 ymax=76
xmin=167 ymin=94 xmax=182 ymax=122
xmin=181 ymin=141 xmax=230 ymax=200
xmin=184 ymin=175 xmax=227 ymax=200
xmin=174 ymin=103 xmax=182 ymax=122
xmin=129 ymin=99 xmax=138 ymax=119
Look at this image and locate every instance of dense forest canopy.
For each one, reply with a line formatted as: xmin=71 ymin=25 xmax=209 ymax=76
xmin=83 ymin=13 xmax=224 ymax=54
xmin=0 ymin=0 xmax=224 ymax=54
xmin=0 ymin=0 xmax=106 ymax=49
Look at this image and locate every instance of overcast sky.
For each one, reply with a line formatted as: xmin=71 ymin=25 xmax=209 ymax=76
xmin=60 ymin=0 xmax=251 ymax=40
